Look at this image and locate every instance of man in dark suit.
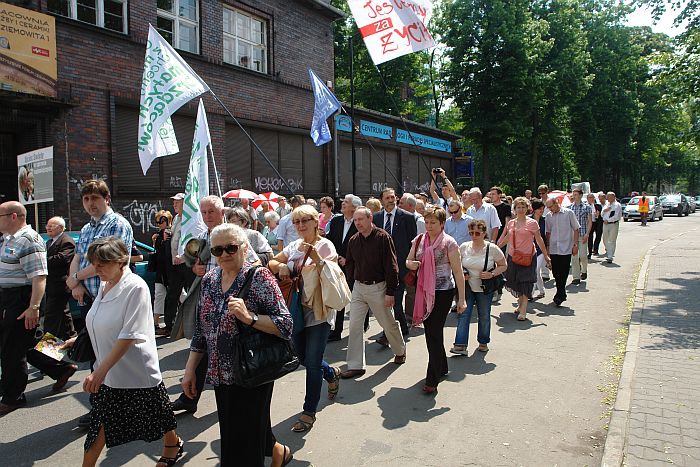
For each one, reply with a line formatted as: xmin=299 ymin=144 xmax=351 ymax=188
xmin=326 ymin=194 xmax=361 ymax=341
xmin=373 ymin=187 xmax=417 ymax=342
xmin=44 ymin=216 xmax=76 ymax=339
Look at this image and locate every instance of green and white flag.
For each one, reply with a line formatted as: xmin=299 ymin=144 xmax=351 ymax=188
xmin=138 ymin=24 xmax=209 ymax=175
xmin=179 ymin=98 xmax=211 ymax=255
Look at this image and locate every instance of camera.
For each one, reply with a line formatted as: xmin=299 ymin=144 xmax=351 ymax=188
xmin=432 ymin=168 xmax=443 ymax=174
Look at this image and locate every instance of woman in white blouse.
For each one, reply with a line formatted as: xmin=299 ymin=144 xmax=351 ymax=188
xmin=80 ymin=237 xmax=182 ymax=467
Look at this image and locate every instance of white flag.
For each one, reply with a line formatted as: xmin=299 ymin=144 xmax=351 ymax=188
xmin=138 ymin=24 xmax=209 ymax=175
xmin=178 ymin=99 xmax=211 ymax=255
xmin=155 ymin=117 xmax=179 ymax=156
xmin=347 ymin=0 xmax=435 ymax=65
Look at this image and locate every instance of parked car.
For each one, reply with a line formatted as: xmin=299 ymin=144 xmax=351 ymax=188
xmin=624 ymin=196 xmax=663 ymax=222
xmin=41 ymin=232 xmax=156 ymax=316
xmin=659 ymin=194 xmax=690 ymax=217
xmin=619 ymin=196 xmax=633 ymax=207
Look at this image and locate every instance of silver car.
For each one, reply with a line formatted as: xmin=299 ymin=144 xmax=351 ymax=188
xmin=624 ymin=196 xmax=663 ymax=222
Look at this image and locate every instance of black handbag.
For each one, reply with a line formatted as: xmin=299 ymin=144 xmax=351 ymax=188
xmin=226 ymin=266 xmax=300 ymax=389
xmin=68 ymin=327 xmax=96 ymax=363
xmin=480 ymin=243 xmax=505 ymax=295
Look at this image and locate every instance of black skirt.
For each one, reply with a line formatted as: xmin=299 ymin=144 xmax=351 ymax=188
xmin=503 ymin=254 xmax=537 ymax=299
xmin=85 ymin=382 xmax=177 ymax=450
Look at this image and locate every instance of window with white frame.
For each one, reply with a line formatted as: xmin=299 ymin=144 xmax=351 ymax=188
xmin=47 ymin=0 xmax=128 ymax=34
xmin=157 ymin=0 xmax=199 ymax=54
xmin=223 ymin=8 xmax=267 ymax=74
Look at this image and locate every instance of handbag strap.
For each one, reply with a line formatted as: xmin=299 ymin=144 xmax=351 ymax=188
xmin=483 ymin=243 xmax=490 ymax=272
xmin=236 ymin=265 xmax=261 ymax=299
xmin=413 ymin=233 xmax=425 ymax=260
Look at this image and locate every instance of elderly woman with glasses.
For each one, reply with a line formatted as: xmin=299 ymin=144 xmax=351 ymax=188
xmin=451 ymin=219 xmax=508 ymax=356
xmin=151 ymin=209 xmax=173 ymax=336
xmin=78 ymin=237 xmax=182 ymax=467
xmin=182 ymin=223 xmax=293 ymax=466
xmin=268 ymin=205 xmax=342 ymax=433
xmin=226 ymin=207 xmax=274 ymax=266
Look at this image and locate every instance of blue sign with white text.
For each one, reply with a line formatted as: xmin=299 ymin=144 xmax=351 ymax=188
xmin=359 ymin=120 xmax=392 ymax=140
xmin=396 ymin=129 xmax=452 ymax=153
xmin=335 ymin=115 xmax=352 ymax=132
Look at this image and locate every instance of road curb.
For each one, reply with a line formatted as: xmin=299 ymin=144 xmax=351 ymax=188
xmin=600 ymin=230 xmax=695 ymax=467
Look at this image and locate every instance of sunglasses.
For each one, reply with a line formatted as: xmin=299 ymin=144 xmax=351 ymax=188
xmin=449 ymin=209 xmax=460 ymax=214
xmin=469 ymin=230 xmax=484 ymax=236
xmin=210 ymin=243 xmax=240 ymax=257
xmin=157 ymin=217 xmax=168 ymax=224
xmin=292 ymin=217 xmax=314 ymax=226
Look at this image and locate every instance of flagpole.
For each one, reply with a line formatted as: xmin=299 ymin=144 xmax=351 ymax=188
xmin=209 ymin=91 xmax=296 ymax=196
xmin=333 ymin=109 xmax=340 ymax=199
xmin=208 ymin=144 xmax=222 ymax=197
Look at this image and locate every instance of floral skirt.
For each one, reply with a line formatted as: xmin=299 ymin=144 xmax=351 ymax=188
xmin=503 ymin=254 xmax=537 ymax=299
xmin=85 ymin=382 xmax=177 ymax=450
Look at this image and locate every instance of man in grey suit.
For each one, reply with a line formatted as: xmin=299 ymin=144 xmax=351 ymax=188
xmin=44 ymin=216 xmax=76 ymax=339
xmin=373 ymin=187 xmax=417 ymax=344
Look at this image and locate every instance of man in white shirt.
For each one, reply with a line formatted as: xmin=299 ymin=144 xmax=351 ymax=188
xmin=601 ymin=191 xmax=622 ymax=264
xmin=276 ymin=195 xmax=305 ymax=251
xmin=399 ymin=193 xmax=426 ymax=234
xmin=276 ymin=197 xmax=292 ymax=218
xmin=429 ymin=168 xmax=457 ymax=209
xmin=467 ymin=187 xmax=501 ymax=240
xmin=545 ymin=198 xmax=580 ymax=306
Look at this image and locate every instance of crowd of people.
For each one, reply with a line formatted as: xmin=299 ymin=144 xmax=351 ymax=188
xmin=0 ymin=172 xmax=627 ymax=465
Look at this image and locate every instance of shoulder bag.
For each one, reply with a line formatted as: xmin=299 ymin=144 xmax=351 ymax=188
xmin=228 ymin=266 xmax=300 ymax=389
xmin=67 ymin=327 xmax=96 ymax=363
xmin=404 ymin=234 xmax=424 ymax=287
xmin=511 ymin=221 xmax=533 ymax=267
xmin=480 ymin=243 xmax=505 ymax=294
xmin=275 ymin=245 xmax=313 ymax=335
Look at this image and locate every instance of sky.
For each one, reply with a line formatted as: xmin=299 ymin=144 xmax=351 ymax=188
xmin=625 ymin=4 xmax=687 ymax=37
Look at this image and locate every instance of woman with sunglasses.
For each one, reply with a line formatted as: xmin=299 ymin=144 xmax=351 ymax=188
xmin=182 ymin=223 xmax=293 ymax=466
xmin=407 ymin=206 xmax=466 ymax=394
xmin=497 ymin=197 xmax=551 ymax=321
xmin=451 ymin=219 xmax=507 ymax=355
xmin=268 ymin=205 xmax=342 ymax=432
xmin=151 ymin=210 xmax=173 ymax=336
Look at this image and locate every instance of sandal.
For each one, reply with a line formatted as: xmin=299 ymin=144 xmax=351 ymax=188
xmin=156 ymin=437 xmax=184 ymax=466
xmin=517 ymin=313 xmax=527 ymax=321
xmin=328 ymin=367 xmax=341 ymax=400
xmin=291 ymin=411 xmax=316 ymax=432
xmin=282 ymin=444 xmax=294 ymax=466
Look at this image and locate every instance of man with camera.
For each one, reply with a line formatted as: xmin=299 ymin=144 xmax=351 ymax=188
xmin=429 ymin=168 xmax=457 ymax=209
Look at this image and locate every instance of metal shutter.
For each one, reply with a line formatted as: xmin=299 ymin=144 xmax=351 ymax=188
xmin=302 ymin=136 xmax=323 ymax=194
xmin=114 ymin=106 xmax=160 ymax=193
xmin=160 ymin=114 xmax=195 ymax=194
xmin=280 ymin=133 xmax=304 ymax=195
xmin=250 ymin=128 xmax=280 ymax=193
xmin=370 ymin=145 xmax=386 ymax=194
xmin=225 ymin=124 xmax=252 ymax=191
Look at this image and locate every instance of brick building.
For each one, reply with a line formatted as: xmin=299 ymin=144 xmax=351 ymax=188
xmin=0 ymin=0 xmax=458 ymax=241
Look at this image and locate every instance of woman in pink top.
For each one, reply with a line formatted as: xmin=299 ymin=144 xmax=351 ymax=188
xmin=498 ymin=197 xmax=550 ymax=321
xmin=318 ymin=196 xmax=334 ymax=232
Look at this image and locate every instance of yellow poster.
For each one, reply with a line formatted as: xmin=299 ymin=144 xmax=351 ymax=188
xmin=0 ymin=3 xmax=57 ymax=96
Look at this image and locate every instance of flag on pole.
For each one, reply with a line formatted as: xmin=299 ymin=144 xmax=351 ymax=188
xmin=178 ymin=98 xmax=211 ymax=255
xmin=308 ymin=69 xmax=341 ymax=146
xmin=138 ymin=24 xmax=209 ymax=175
xmin=347 ymin=0 xmax=435 ymax=65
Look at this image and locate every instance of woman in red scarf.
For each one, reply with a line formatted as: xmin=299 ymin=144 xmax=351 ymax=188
xmin=406 ymin=207 xmax=466 ymax=394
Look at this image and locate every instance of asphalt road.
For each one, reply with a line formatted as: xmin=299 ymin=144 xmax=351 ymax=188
xmin=2 ymin=213 xmax=699 ymax=466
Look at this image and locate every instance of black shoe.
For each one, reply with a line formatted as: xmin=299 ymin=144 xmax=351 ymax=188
xmin=581 ymin=273 xmax=587 ymax=280
xmin=553 ymin=297 xmax=562 ymax=307
xmin=375 ymin=336 xmax=390 ymax=348
xmin=0 ymin=394 xmax=26 ymax=416
xmin=171 ymin=397 xmax=198 ymax=413
xmin=572 ymin=279 xmax=581 ymax=285
xmin=77 ymin=412 xmax=91 ymax=429
xmin=327 ymin=334 xmax=342 ymax=342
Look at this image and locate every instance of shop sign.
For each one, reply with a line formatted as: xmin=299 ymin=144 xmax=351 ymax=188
xmin=396 ymin=129 xmax=452 ymax=153
xmin=359 ymin=119 xmax=392 ymax=140
xmin=17 ymin=146 xmax=53 ymax=205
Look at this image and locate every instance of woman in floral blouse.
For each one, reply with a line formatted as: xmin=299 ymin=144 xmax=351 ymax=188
xmin=182 ymin=223 xmax=293 ymax=467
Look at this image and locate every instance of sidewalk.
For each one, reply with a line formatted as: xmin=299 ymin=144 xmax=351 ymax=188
xmin=603 ymin=229 xmax=700 ymax=466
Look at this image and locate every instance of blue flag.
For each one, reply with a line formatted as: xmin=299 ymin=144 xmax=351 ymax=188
xmin=309 ymin=69 xmax=341 ymax=146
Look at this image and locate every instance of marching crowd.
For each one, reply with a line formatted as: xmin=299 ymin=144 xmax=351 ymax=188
xmin=0 ymin=172 xmax=626 ymax=466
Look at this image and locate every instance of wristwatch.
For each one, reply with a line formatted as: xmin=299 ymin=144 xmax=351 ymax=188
xmin=249 ymin=313 xmax=259 ymax=327
xmin=71 ymin=272 xmax=79 ymax=281
xmin=30 ymin=304 xmax=40 ymax=311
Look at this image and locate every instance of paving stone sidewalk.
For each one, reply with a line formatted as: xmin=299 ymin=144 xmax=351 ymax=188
xmin=623 ymin=233 xmax=700 ymax=466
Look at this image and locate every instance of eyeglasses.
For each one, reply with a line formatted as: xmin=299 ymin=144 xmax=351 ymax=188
xmin=210 ymin=243 xmax=240 ymax=257
xmin=469 ymin=230 xmax=484 ymax=236
xmin=157 ymin=217 xmax=168 ymax=224
xmin=0 ymin=213 xmax=12 ymax=217
xmin=449 ymin=209 xmax=460 ymax=214
xmin=292 ymin=217 xmax=314 ymax=226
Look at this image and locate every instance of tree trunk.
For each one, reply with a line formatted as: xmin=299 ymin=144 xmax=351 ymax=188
xmin=529 ymin=113 xmax=539 ymax=190
xmin=481 ymin=135 xmax=491 ymax=191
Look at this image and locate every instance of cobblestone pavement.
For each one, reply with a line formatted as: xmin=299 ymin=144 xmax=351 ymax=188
xmin=624 ymin=231 xmax=700 ymax=466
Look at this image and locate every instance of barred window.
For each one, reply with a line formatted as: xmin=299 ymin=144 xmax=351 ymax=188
xmin=47 ymin=0 xmax=128 ymax=34
xmin=157 ymin=0 xmax=199 ymax=54
xmin=223 ymin=8 xmax=267 ymax=74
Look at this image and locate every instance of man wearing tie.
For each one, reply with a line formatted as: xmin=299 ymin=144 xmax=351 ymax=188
xmin=43 ymin=216 xmax=76 ymax=340
xmin=325 ymin=194 xmax=361 ymax=341
xmin=373 ymin=187 xmax=417 ymax=344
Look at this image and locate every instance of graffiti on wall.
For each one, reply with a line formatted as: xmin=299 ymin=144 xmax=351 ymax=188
xmin=121 ymin=199 xmax=163 ymax=234
xmin=402 ymin=176 xmax=429 ymax=194
xmin=254 ymin=177 xmax=303 ymax=193
xmin=169 ymin=176 xmax=184 ymax=188
xmin=372 ymin=182 xmax=389 ymax=193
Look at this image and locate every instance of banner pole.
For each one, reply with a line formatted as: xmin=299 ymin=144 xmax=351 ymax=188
xmin=208 ymin=144 xmax=222 ymax=198
xmin=209 ymin=91 xmax=296 ymax=196
xmin=34 ymin=204 xmax=39 ymax=232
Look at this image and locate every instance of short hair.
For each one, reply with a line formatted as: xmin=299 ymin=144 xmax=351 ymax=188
xmin=200 ymin=195 xmax=224 ymax=210
xmin=572 ymin=188 xmax=584 ymax=195
xmin=525 ymin=189 xmax=533 ymax=195
xmin=537 ymin=184 xmax=549 ymax=193
xmin=81 ymin=179 xmax=110 ymax=199
xmin=448 ymin=199 xmax=463 ymax=210
xmin=424 ymin=206 xmax=447 ymax=224
xmin=48 ymin=216 xmax=66 ymax=228
xmin=402 ymin=193 xmax=417 ymax=208
xmin=154 ymin=210 xmax=173 ymax=225
xmin=461 ymin=189 xmax=470 ymax=196
xmin=289 ymin=194 xmax=306 ymax=206
xmin=490 ymin=186 xmax=503 ymax=195
xmin=512 ymin=196 xmax=530 ymax=209
xmin=607 ymin=191 xmax=616 ymax=197
xmin=319 ymin=196 xmax=334 ymax=210
xmin=87 ymin=236 xmax=129 ymax=265
xmin=469 ymin=187 xmax=482 ymax=197
xmin=264 ymin=211 xmax=280 ymax=223
xmin=306 ymin=198 xmax=318 ymax=208
xmin=366 ymin=198 xmax=382 ymax=214
xmin=291 ymin=204 xmax=320 ymax=225
xmin=380 ymin=187 xmax=395 ymax=200
xmin=0 ymin=201 xmax=27 ymax=217
xmin=210 ymin=223 xmax=248 ymax=248
xmin=226 ymin=207 xmax=252 ymax=228
xmin=354 ymin=206 xmax=373 ymax=219
xmin=416 ymin=199 xmax=425 ymax=209
xmin=345 ymin=194 xmax=362 ymax=207
xmin=468 ymin=219 xmax=487 ymax=233
xmin=531 ymin=199 xmax=544 ymax=210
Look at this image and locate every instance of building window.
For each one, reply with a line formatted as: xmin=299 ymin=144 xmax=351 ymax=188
xmin=47 ymin=0 xmax=128 ymax=33
xmin=157 ymin=0 xmax=199 ymax=54
xmin=223 ymin=8 xmax=267 ymax=73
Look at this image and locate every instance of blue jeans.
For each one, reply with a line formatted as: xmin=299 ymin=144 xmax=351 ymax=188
xmin=454 ymin=289 xmax=493 ymax=346
xmin=291 ymin=322 xmax=335 ymax=413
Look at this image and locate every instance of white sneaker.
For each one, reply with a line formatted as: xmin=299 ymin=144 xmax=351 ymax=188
xmin=450 ymin=345 xmax=468 ymax=356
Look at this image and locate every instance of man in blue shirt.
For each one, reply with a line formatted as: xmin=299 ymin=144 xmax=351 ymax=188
xmin=444 ymin=200 xmax=472 ymax=246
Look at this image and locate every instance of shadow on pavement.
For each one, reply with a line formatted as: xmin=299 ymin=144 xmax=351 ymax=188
xmin=376 ymin=381 xmax=451 ymax=429
xmin=493 ymin=312 xmax=547 ymax=333
xmin=0 ymin=417 xmax=88 ymax=465
xmin=333 ymin=364 xmax=400 ymax=406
